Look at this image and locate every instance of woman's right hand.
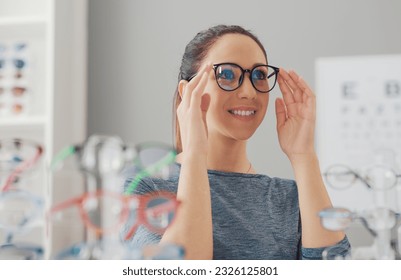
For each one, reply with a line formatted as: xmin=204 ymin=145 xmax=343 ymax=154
xmin=177 ymin=63 xmax=212 ymax=159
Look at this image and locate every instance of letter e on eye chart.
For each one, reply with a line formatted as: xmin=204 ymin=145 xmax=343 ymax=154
xmin=315 ymin=55 xmax=401 ymax=211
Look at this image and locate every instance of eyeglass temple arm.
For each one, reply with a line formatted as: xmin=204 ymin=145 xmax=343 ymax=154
xmin=124 ymin=223 xmax=140 ymax=241
xmin=358 ymin=217 xmax=377 ymax=237
xmin=145 ymin=200 xmax=178 ymax=217
xmin=47 ymin=196 xmax=85 ymax=235
xmin=4 ymin=231 xmax=14 ymax=244
xmin=49 ymin=196 xmax=83 ymax=215
xmin=124 ymin=151 xmax=176 ymax=195
xmin=1 ymin=146 xmax=44 ymax=192
xmin=50 ymin=145 xmax=77 ymax=170
xmin=347 ymin=169 xmax=374 ymax=190
xmin=267 ymin=67 xmax=279 ymax=79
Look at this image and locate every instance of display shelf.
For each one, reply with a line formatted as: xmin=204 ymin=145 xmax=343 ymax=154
xmin=0 ymin=16 xmax=47 ymax=27
xmin=0 ymin=116 xmax=47 ymax=127
xmin=0 ymin=0 xmax=87 ymax=260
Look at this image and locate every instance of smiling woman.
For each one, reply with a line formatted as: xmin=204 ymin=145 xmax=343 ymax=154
xmin=124 ymin=24 xmax=351 ymax=260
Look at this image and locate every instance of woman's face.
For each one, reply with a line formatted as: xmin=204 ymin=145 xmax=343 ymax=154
xmin=202 ymin=34 xmax=269 ymax=142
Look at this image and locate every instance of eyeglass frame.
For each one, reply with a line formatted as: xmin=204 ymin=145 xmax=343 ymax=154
xmin=54 ymin=240 xmax=184 ymax=260
xmin=323 ymin=164 xmax=401 ymax=191
xmin=0 ymin=243 xmax=43 ymax=260
xmin=318 ymin=206 xmax=400 ymax=237
xmin=51 ymin=138 xmax=176 ymax=177
xmin=48 ymin=190 xmax=180 ymax=240
xmin=187 ymin=62 xmax=280 ymax=93
xmin=0 ymin=190 xmax=44 ymax=244
xmin=0 ymin=138 xmax=44 ymax=192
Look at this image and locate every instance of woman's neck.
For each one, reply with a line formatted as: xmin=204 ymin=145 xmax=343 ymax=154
xmin=177 ymin=136 xmax=253 ymax=174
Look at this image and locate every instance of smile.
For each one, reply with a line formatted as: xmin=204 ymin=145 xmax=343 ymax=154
xmin=228 ymin=110 xmax=256 ymax=116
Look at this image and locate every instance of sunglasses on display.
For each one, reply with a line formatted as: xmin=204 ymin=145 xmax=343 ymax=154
xmin=0 ymin=86 xmax=27 ymax=96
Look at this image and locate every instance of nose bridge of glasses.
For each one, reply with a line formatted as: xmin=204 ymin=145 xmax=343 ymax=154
xmin=237 ymin=69 xmax=258 ymax=97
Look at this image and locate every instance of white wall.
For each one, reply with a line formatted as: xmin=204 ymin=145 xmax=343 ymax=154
xmin=87 ymin=0 xmax=401 ymax=179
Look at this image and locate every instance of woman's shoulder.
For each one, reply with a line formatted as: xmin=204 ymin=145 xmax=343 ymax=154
xmin=122 ymin=164 xmax=180 ymax=195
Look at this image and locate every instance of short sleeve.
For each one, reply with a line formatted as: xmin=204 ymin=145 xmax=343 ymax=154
xmin=301 ymin=236 xmax=351 ymax=260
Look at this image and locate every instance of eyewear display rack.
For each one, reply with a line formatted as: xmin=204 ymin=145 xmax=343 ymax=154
xmin=0 ymin=0 xmax=87 ymax=259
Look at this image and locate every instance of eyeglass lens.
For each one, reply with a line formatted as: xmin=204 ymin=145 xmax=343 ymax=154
xmin=366 ymin=166 xmax=398 ymax=190
xmin=324 ymin=165 xmax=357 ymax=190
xmin=319 ymin=208 xmax=353 ymax=231
xmin=83 ymin=194 xmax=125 ymax=231
xmin=0 ymin=244 xmax=42 ymax=260
xmin=74 ymin=192 xmax=176 ymax=233
xmin=214 ymin=64 xmax=277 ymax=92
xmin=0 ymin=192 xmax=42 ymax=231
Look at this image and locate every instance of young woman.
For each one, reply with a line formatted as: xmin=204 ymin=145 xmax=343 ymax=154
xmin=126 ymin=24 xmax=350 ymax=260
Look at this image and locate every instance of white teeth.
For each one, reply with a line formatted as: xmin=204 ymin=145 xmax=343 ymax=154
xmin=230 ymin=110 xmax=255 ymax=116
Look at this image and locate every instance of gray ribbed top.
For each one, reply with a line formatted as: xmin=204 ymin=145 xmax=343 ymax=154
xmin=123 ymin=163 xmax=350 ymax=260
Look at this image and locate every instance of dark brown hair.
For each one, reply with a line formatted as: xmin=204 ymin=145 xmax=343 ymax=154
xmin=173 ymin=25 xmax=267 ymax=153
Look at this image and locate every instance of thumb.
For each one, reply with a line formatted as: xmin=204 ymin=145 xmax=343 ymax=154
xmin=275 ymin=98 xmax=287 ymax=128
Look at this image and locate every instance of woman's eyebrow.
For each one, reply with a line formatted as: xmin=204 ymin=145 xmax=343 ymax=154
xmin=252 ymin=62 xmax=268 ymax=67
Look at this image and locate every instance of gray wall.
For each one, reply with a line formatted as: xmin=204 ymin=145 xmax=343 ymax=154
xmin=87 ymin=0 xmax=401 ymax=179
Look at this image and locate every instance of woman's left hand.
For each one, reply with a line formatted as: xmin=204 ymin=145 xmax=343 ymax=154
xmin=275 ymin=69 xmax=316 ymax=161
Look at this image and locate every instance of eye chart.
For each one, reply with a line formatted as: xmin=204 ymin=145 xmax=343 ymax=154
xmin=315 ymin=55 xmax=401 ymax=211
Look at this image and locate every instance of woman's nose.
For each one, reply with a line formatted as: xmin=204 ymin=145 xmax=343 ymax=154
xmin=236 ymin=75 xmax=257 ymax=99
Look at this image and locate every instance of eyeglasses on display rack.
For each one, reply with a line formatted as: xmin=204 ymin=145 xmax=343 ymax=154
xmin=49 ymin=136 xmax=180 ymax=259
xmin=186 ymin=62 xmax=279 ymax=93
xmin=0 ymin=190 xmax=44 ymax=236
xmin=48 ymin=190 xmax=180 ymax=240
xmin=0 ymin=87 xmax=27 ymax=97
xmin=123 ymin=148 xmax=177 ymax=195
xmin=54 ymin=240 xmax=184 ymax=260
xmin=319 ymin=207 xmax=400 ymax=259
xmin=51 ymin=136 xmax=176 ymax=178
xmin=318 ymin=207 xmax=399 ymax=237
xmin=0 ymin=138 xmax=44 ymax=192
xmin=0 ymin=243 xmax=43 ymax=260
xmin=323 ymin=164 xmax=401 ymax=191
xmin=0 ymin=190 xmax=44 ymax=260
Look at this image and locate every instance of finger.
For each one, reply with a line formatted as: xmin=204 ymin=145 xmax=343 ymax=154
xmin=180 ymin=81 xmax=190 ymax=109
xmin=297 ymin=76 xmax=315 ymax=98
xmin=277 ymin=69 xmax=295 ymax=105
xmin=191 ymin=69 xmax=210 ymax=109
xmin=282 ymin=69 xmax=303 ymax=103
xmin=200 ymin=93 xmax=211 ymax=112
xmin=201 ymin=94 xmax=211 ymax=134
xmin=289 ymin=72 xmax=316 ymax=108
xmin=181 ymin=63 xmax=210 ymax=108
xmin=275 ymin=98 xmax=287 ymax=129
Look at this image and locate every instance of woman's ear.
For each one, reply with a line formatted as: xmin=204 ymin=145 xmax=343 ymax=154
xmin=178 ymin=80 xmax=188 ymax=99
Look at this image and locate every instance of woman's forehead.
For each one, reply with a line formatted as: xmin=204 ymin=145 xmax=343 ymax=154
xmin=204 ymin=34 xmax=267 ymax=67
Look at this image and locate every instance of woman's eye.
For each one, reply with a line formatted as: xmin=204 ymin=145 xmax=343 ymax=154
xmin=252 ymin=70 xmax=266 ymax=80
xmin=218 ymin=69 xmax=235 ymax=80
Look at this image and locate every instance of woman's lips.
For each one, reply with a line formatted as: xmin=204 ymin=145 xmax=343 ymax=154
xmin=228 ymin=108 xmax=257 ymax=121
